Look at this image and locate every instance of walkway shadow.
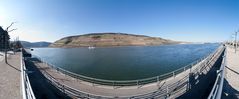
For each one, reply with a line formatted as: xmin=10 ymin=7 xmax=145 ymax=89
xmin=25 ymin=58 xmax=71 ymax=99
xmin=222 ymin=79 xmax=239 ymax=99
xmin=177 ymin=50 xmax=224 ymax=99
xmin=6 ymin=62 xmax=21 ymax=72
xmin=226 ymin=66 xmax=239 ymax=75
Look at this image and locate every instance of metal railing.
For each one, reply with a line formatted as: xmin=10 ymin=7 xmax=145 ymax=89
xmin=34 ymin=45 xmax=225 ymax=98
xmin=40 ymin=65 xmax=114 ymax=99
xmin=131 ymin=45 xmax=225 ymax=98
xmin=207 ymin=47 xmax=227 ymax=99
xmin=34 ymin=45 xmax=224 ymax=87
xmin=21 ymin=50 xmax=36 ymax=99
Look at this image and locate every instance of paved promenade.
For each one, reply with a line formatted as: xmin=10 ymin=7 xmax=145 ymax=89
xmin=0 ymin=52 xmax=22 ymax=99
xmin=223 ymin=46 xmax=239 ymax=98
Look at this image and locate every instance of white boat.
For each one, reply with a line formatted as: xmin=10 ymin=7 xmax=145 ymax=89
xmin=88 ymin=46 xmax=95 ymax=49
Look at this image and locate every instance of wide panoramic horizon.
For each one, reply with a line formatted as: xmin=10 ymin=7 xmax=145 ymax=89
xmin=0 ymin=0 xmax=239 ymax=42
xmin=1 ymin=0 xmax=239 ymax=98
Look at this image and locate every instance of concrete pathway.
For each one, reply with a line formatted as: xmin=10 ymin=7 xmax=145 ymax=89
xmin=0 ymin=53 xmax=22 ymax=99
xmin=223 ymin=46 xmax=239 ymax=98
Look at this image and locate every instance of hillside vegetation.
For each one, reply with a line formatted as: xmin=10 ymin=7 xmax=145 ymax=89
xmin=49 ymin=33 xmax=179 ymax=47
xmin=21 ymin=41 xmax=51 ymax=48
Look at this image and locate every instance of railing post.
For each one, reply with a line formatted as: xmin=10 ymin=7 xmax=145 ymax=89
xmin=113 ymin=81 xmax=115 ymax=89
xmin=62 ymin=85 xmax=65 ymax=94
xmin=137 ymin=80 xmax=139 ymax=88
xmin=45 ymin=60 xmax=47 ymax=67
xmin=64 ymin=71 xmax=66 ymax=78
xmin=167 ymin=85 xmax=169 ymax=95
xmin=92 ymin=80 xmax=95 ymax=87
xmin=190 ymin=65 xmax=192 ymax=73
xmin=187 ymin=79 xmax=190 ymax=91
xmin=184 ymin=67 xmax=186 ymax=71
xmin=157 ymin=76 xmax=159 ymax=84
xmin=173 ymin=72 xmax=175 ymax=78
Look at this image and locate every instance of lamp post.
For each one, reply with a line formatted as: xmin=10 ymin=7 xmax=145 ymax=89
xmin=235 ymin=31 xmax=238 ymax=53
xmin=5 ymin=41 xmax=8 ymax=63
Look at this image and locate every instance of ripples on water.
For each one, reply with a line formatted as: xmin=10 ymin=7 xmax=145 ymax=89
xmin=32 ymin=43 xmax=220 ymax=80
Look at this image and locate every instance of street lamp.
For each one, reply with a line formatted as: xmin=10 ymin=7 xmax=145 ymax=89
xmin=234 ymin=31 xmax=238 ymax=53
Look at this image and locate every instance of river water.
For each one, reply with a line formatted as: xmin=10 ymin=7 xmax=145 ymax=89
xmin=31 ymin=43 xmax=219 ymax=80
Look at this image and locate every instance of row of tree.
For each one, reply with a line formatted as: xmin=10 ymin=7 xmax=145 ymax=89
xmin=0 ymin=22 xmax=22 ymax=63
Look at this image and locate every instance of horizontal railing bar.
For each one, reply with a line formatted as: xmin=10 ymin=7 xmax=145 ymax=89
xmin=21 ymin=49 xmax=36 ymax=99
xmin=208 ymin=46 xmax=226 ymax=99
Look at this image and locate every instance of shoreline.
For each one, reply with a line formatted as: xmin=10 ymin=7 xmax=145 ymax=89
xmin=35 ymin=42 xmax=219 ymax=49
xmin=46 ymin=42 xmax=189 ymax=48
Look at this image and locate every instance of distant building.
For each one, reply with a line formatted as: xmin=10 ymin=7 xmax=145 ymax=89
xmin=0 ymin=27 xmax=10 ymax=50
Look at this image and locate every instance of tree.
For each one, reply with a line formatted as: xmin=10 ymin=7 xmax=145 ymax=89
xmin=0 ymin=22 xmax=17 ymax=63
xmin=0 ymin=27 xmax=9 ymax=50
xmin=10 ymin=37 xmax=22 ymax=51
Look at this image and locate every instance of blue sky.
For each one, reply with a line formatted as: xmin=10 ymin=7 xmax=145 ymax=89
xmin=0 ymin=0 xmax=239 ymax=42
